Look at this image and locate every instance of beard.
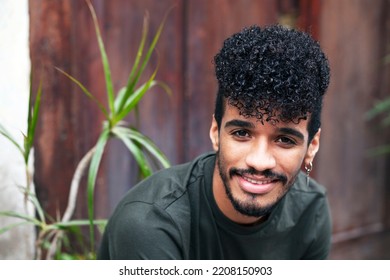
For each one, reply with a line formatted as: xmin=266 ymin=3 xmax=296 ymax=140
xmin=216 ymin=150 xmax=297 ymax=218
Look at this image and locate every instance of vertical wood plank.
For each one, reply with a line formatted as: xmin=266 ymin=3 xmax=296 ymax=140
xmin=318 ymin=0 xmax=390 ymax=258
xmin=29 ymin=0 xmax=83 ymax=218
xmin=297 ymin=0 xmax=321 ymax=38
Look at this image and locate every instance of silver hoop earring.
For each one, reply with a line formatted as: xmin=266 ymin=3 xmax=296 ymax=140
xmin=305 ymin=162 xmax=313 ymax=187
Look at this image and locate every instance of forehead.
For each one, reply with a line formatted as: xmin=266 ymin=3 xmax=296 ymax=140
xmin=221 ymin=96 xmax=309 ymax=125
xmin=222 ymin=103 xmax=310 ymax=134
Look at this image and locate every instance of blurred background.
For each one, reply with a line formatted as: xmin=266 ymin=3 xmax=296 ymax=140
xmin=1 ymin=0 xmax=390 ymax=259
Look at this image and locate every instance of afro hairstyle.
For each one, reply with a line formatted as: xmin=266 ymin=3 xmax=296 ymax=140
xmin=213 ymin=25 xmax=330 ymax=142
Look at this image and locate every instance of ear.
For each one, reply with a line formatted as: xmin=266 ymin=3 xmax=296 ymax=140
xmin=304 ymin=129 xmax=321 ymax=166
xmin=209 ymin=115 xmax=219 ymax=151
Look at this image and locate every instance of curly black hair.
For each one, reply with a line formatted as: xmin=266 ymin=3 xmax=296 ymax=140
xmin=213 ymin=25 xmax=330 ymax=142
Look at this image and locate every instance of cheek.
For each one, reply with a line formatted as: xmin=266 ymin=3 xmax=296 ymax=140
xmin=275 ymin=149 xmax=306 ymax=175
xmin=218 ymin=140 xmax=244 ymax=170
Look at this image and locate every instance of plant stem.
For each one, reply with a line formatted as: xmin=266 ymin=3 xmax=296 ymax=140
xmin=62 ymin=146 xmax=96 ymax=223
xmin=46 ymin=230 xmax=61 ymax=260
xmin=46 ymin=146 xmax=96 ymax=259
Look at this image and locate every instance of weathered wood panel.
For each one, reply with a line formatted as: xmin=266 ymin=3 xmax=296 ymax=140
xmin=318 ymin=0 xmax=390 ymax=259
xmin=29 ymin=0 xmax=108 ymax=218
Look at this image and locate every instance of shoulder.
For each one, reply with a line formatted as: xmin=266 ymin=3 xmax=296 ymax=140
xmin=290 ymin=174 xmax=332 ymax=259
xmin=116 ymin=152 xmax=216 ymax=209
xmin=273 ymin=171 xmax=330 ymax=229
xmin=103 ymin=201 xmax=185 ymax=259
xmin=290 ymin=171 xmax=327 ymax=196
xmin=276 ymin=172 xmax=332 ymax=259
xmin=285 ymin=171 xmax=329 ymax=214
xmin=100 ymin=152 xmax=216 ymax=259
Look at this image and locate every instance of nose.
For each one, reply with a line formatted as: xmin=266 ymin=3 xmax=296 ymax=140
xmin=245 ymin=138 xmax=276 ymax=172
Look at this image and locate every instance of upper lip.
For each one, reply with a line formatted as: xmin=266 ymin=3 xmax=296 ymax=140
xmin=241 ymin=174 xmax=276 ymax=184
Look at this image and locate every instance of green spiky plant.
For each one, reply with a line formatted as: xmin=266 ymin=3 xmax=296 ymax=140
xmin=0 ymin=78 xmax=42 ymax=237
xmin=59 ymin=0 xmax=171 ymax=254
xmin=0 ymin=78 xmax=41 ymax=199
xmin=0 ymin=0 xmax=170 ymax=259
xmin=365 ymin=54 xmax=390 ymax=156
xmin=0 ymin=78 xmax=87 ymax=260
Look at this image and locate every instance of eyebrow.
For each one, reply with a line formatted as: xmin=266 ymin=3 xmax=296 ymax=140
xmin=224 ymin=119 xmax=255 ymax=129
xmin=278 ymin=127 xmax=305 ymax=141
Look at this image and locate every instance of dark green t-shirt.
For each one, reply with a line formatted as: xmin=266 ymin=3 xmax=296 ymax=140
xmin=98 ymin=152 xmax=332 ymax=259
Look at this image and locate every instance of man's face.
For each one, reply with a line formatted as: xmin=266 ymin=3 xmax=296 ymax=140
xmin=210 ymin=104 xmax=320 ymax=224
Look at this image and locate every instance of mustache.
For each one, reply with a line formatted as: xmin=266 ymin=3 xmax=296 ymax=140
xmin=229 ymin=167 xmax=288 ymax=184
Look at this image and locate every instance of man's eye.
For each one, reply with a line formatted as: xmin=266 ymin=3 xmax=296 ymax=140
xmin=277 ymin=136 xmax=296 ymax=145
xmin=233 ymin=130 xmax=250 ymax=138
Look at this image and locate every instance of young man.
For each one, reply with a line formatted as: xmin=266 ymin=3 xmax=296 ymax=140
xmin=98 ymin=25 xmax=332 ymax=259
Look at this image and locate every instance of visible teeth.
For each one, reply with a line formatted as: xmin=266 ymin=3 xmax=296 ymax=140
xmin=243 ymin=176 xmax=272 ymax=184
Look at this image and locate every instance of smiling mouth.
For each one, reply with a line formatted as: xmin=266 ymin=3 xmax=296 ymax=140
xmin=237 ymin=174 xmax=279 ymax=195
xmin=242 ymin=175 xmax=275 ymax=185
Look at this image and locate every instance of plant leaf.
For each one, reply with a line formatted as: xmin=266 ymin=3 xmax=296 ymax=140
xmin=112 ymin=127 xmax=152 ymax=177
xmin=116 ymin=126 xmax=170 ymax=168
xmin=113 ymin=70 xmax=158 ymax=125
xmin=26 ymin=73 xmax=34 ymax=143
xmin=25 ymin=80 xmax=42 ymax=164
xmin=87 ymin=128 xmax=110 ymax=251
xmin=367 ymin=144 xmax=390 ymax=156
xmin=22 ymin=186 xmax=46 ymax=224
xmin=114 ymin=87 xmax=127 ymax=112
xmin=114 ymin=80 xmax=171 ymax=118
xmin=154 ymin=80 xmax=173 ymax=97
xmin=86 ymin=0 xmax=115 ymax=116
xmin=0 ymin=123 xmax=24 ymax=156
xmin=384 ymin=54 xmax=390 ymax=64
xmin=115 ymin=11 xmax=167 ymax=118
xmin=115 ymin=13 xmax=150 ymax=114
xmin=49 ymin=219 xmax=107 ymax=230
xmin=26 ymin=79 xmax=41 ymax=143
xmin=0 ymin=211 xmax=41 ymax=226
xmin=55 ymin=67 xmax=109 ymax=119
xmin=134 ymin=11 xmax=167 ymax=90
xmin=365 ymin=97 xmax=390 ymax=120
xmin=381 ymin=113 xmax=390 ymax=127
xmin=0 ymin=221 xmax=32 ymax=235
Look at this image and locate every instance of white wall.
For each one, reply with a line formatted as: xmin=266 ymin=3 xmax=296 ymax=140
xmin=0 ymin=0 xmax=35 ymax=259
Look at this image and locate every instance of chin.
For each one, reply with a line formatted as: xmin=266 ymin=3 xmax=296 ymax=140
xmin=227 ymin=184 xmax=289 ymax=218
